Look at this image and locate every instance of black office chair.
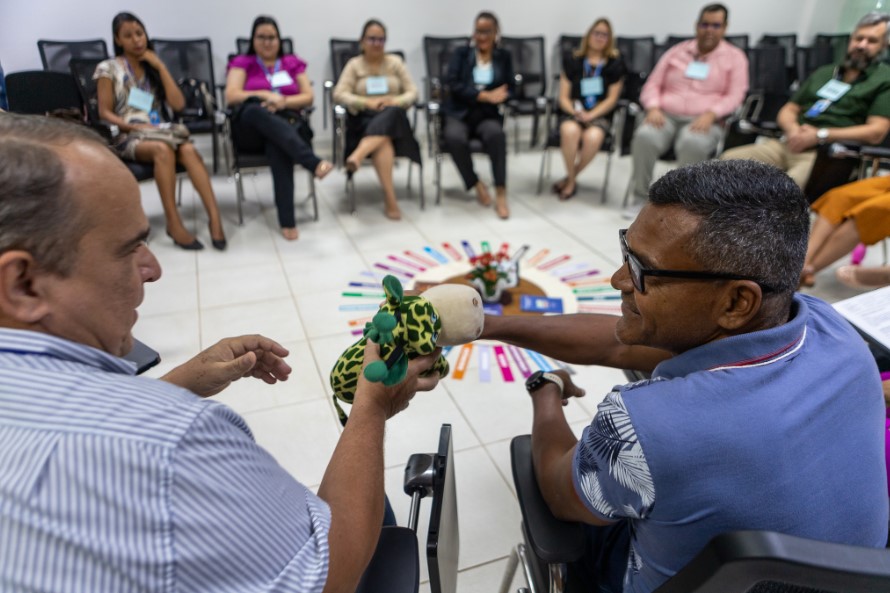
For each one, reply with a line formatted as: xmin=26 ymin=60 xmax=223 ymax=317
xmin=757 ymin=34 xmax=798 ymax=84
xmin=665 ymin=35 xmax=694 ymax=48
xmin=359 ymin=424 xmax=459 ymax=593
xmin=722 ymin=44 xmax=789 ymax=151
xmin=814 ymin=33 xmax=850 ymax=64
xmin=500 ymin=35 xmax=548 ymax=151
xmin=796 ymin=43 xmax=836 ymax=84
xmin=37 ymin=38 xmax=109 ymax=73
xmin=5 ymin=70 xmax=83 ymax=116
xmin=500 ymin=433 xmax=890 ymax=593
xmin=614 ymin=36 xmax=657 ymax=156
xmin=152 ymin=38 xmax=225 ymax=173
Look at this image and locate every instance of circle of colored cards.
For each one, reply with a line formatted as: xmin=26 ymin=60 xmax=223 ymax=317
xmin=338 ymin=241 xmax=621 ymax=383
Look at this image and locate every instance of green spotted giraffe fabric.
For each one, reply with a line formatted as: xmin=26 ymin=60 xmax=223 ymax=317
xmin=330 ymin=275 xmax=449 ymax=425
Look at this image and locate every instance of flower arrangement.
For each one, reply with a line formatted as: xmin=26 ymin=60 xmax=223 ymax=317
xmin=466 ymin=252 xmax=512 ymax=302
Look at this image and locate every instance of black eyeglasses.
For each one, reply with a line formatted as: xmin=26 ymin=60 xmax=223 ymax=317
xmin=697 ymin=21 xmax=724 ymax=30
xmin=619 ymin=229 xmax=774 ymax=293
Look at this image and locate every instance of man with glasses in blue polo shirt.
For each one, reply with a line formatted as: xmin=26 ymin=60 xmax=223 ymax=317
xmin=481 ymin=159 xmax=887 ymax=593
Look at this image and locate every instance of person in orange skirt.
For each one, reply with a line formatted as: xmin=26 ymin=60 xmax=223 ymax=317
xmin=800 ymin=174 xmax=890 ymax=287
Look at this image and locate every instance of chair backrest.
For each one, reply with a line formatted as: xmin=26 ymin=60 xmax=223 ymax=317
xmin=616 ymin=36 xmax=657 ymax=76
xmin=652 ymin=530 xmax=890 ymax=593
xmin=666 ymin=35 xmax=694 ymax=49
xmin=725 ymin=34 xmax=749 ymax=51
xmin=152 ymin=38 xmax=215 ymax=88
xmin=422 ymin=35 xmax=471 ymax=100
xmin=37 ymin=38 xmax=109 ymax=73
xmin=814 ymin=33 xmax=850 ymax=63
xmin=758 ymin=34 xmax=798 ymax=71
xmin=747 ymin=45 xmax=788 ymax=94
xmin=236 ymin=37 xmax=294 ymax=56
xmin=68 ymin=57 xmax=104 ymax=123
xmin=5 ymin=70 xmax=83 ymax=115
xmin=557 ymin=35 xmax=583 ymax=63
xmin=329 ymin=38 xmax=361 ymax=82
xmin=426 ymin=424 xmax=458 ymax=593
xmin=796 ymin=44 xmax=836 ymax=84
xmin=500 ymin=35 xmax=547 ymax=99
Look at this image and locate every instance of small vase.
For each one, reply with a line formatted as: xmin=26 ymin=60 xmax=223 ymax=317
xmin=471 ymin=277 xmax=506 ymax=304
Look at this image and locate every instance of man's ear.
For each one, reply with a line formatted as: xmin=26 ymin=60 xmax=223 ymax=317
xmin=716 ymin=281 xmax=763 ymax=331
xmin=0 ymin=251 xmax=53 ymax=325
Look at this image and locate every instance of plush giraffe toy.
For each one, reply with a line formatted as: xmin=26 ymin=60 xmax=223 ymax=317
xmin=330 ymin=275 xmax=484 ymax=424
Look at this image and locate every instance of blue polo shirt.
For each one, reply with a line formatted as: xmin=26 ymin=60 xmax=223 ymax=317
xmin=573 ymin=294 xmax=888 ymax=593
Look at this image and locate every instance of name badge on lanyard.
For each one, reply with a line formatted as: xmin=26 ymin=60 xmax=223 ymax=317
xmin=685 ymin=60 xmax=710 ymax=80
xmin=580 ymin=76 xmax=604 ymax=98
xmin=270 ymin=70 xmax=294 ymax=90
xmin=805 ymin=98 xmax=833 ymax=119
xmin=816 ymin=79 xmax=851 ymax=102
xmin=366 ymin=76 xmax=389 ymax=95
xmin=127 ymin=87 xmax=155 ymax=113
xmin=473 ymin=65 xmax=494 ymax=86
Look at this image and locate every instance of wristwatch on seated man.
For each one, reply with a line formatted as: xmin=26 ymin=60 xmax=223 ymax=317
xmin=817 ymin=128 xmax=830 ymax=144
xmin=525 ymin=370 xmax=564 ymax=395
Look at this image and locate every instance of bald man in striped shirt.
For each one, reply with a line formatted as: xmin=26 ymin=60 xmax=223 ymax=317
xmin=0 ymin=114 xmax=440 ymax=593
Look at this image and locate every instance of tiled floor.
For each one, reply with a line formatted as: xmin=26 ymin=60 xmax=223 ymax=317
xmin=133 ymin=136 xmax=879 ymax=592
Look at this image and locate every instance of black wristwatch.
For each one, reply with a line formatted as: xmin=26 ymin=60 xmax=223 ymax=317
xmin=525 ymin=370 xmax=564 ymax=395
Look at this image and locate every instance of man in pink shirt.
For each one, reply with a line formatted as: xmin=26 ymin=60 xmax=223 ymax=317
xmin=628 ymin=3 xmax=748 ymax=213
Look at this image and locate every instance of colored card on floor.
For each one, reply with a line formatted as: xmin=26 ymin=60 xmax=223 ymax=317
xmin=526 ymin=350 xmax=553 ymax=371
xmin=520 ymin=295 xmax=564 ymax=313
xmin=483 ymin=303 xmax=504 ymax=315
xmin=478 ymin=345 xmax=491 ymax=382
xmin=492 ymin=345 xmax=515 ymax=382
xmin=451 ymin=344 xmax=473 ymax=380
xmin=507 ymin=345 xmax=532 ymax=379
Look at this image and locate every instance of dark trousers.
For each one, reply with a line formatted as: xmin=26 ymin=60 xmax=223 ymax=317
xmin=566 ymin=520 xmax=631 ymax=593
xmin=232 ymin=103 xmax=321 ymax=228
xmin=443 ymin=114 xmax=507 ymax=190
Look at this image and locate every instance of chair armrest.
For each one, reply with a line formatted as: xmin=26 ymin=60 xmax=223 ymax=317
xmin=323 ymin=80 xmax=334 ymax=129
xmin=511 ymin=435 xmax=586 ymax=564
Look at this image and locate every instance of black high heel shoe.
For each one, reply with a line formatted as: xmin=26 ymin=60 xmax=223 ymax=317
xmin=209 ymin=224 xmax=227 ymax=251
xmin=166 ymin=230 xmax=204 ymax=251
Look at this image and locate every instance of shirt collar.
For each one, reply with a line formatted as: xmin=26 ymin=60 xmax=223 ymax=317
xmin=653 ymin=294 xmax=809 ymax=380
xmin=0 ymin=328 xmax=138 ymax=375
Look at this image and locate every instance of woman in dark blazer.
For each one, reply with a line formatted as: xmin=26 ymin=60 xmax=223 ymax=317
xmin=443 ymin=11 xmax=514 ymax=219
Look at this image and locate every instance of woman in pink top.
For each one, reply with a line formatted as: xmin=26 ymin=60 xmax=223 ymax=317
xmin=225 ymin=16 xmax=332 ymax=241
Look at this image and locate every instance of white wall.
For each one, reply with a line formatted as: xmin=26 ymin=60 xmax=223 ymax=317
xmin=1 ymin=0 xmax=848 ymax=127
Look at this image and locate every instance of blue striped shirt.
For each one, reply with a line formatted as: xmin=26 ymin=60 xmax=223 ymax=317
xmin=0 ymin=329 xmax=331 ymax=592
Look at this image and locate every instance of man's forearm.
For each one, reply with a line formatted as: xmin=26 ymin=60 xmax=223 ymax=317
xmin=480 ymin=313 xmax=669 ymax=371
xmin=317 ymin=400 xmax=387 ymax=593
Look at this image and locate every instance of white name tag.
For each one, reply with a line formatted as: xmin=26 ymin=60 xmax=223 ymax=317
xmin=270 ymin=70 xmax=294 ymax=89
xmin=685 ymin=61 xmax=710 ymax=80
xmin=580 ymin=76 xmax=604 ymax=97
xmin=365 ymin=76 xmax=389 ymax=95
xmin=816 ymin=79 xmax=852 ymax=102
xmin=473 ymin=66 xmax=494 ymax=86
xmin=127 ymin=87 xmax=154 ymax=113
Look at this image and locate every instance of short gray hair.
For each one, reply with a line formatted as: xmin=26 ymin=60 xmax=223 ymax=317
xmin=0 ymin=114 xmax=107 ymax=276
xmin=856 ymin=11 xmax=890 ymax=44
xmin=648 ymin=160 xmax=809 ymax=309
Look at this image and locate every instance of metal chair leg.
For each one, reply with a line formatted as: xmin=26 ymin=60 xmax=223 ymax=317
xmin=499 ymin=546 xmax=521 ymax=593
xmin=601 ymin=149 xmax=614 ymax=205
xmin=435 ymin=155 xmax=442 ymax=206
xmin=536 ymin=147 xmax=548 ymax=195
xmin=347 ymin=173 xmax=356 ymax=214
xmin=418 ymin=162 xmax=425 ymax=210
xmin=234 ymin=168 xmax=244 ymax=225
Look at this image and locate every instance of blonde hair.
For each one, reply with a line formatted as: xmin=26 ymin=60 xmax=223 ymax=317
xmin=575 ymin=18 xmax=618 ymax=59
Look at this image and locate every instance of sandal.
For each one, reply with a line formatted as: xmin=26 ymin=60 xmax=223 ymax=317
xmin=559 ymin=183 xmax=577 ymax=201
xmin=551 ymin=177 xmax=568 ymax=194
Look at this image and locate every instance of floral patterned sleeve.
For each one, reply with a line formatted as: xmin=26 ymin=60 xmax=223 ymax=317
xmin=572 ymin=390 xmax=656 ymax=521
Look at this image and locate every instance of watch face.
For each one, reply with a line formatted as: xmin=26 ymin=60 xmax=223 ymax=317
xmin=525 ymin=370 xmax=544 ymax=391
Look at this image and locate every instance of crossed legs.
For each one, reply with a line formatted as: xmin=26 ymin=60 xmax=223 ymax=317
xmin=346 ymin=135 xmax=401 ymax=220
